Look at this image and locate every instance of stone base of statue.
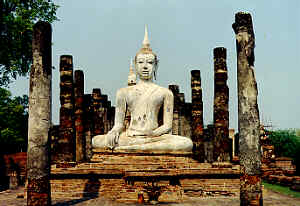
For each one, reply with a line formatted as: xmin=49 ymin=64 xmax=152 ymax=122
xmin=51 ymin=149 xmax=240 ymax=203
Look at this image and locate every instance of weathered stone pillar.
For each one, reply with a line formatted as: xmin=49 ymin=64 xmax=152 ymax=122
xmin=107 ymin=101 xmax=112 ymax=131
xmin=168 ymin=85 xmax=180 ymax=135
xmin=203 ymin=125 xmax=214 ymax=163
xmin=178 ymin=93 xmax=185 ymax=137
xmin=191 ymin=70 xmax=204 ymax=161
xmin=110 ymin=106 xmax=115 ymax=130
xmin=181 ymin=102 xmax=192 ymax=138
xmin=92 ymin=89 xmax=104 ymax=136
xmin=50 ymin=125 xmax=59 ymax=162
xmin=233 ymin=12 xmax=262 ymax=206
xmin=59 ymin=55 xmax=75 ymax=161
xmin=83 ymin=94 xmax=93 ymax=161
xmin=213 ymin=47 xmax=231 ymax=162
xmin=107 ymin=101 xmax=115 ymax=131
xmin=74 ymin=70 xmax=85 ymax=162
xmin=27 ymin=21 xmax=52 ymax=206
xmin=102 ymin=95 xmax=109 ymax=134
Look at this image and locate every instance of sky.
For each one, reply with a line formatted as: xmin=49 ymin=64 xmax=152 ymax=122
xmin=9 ymin=0 xmax=300 ymax=131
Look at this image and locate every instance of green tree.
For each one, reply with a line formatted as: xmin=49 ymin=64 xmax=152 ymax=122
xmin=0 ymin=0 xmax=59 ymax=86
xmin=269 ymin=130 xmax=300 ymax=158
xmin=269 ymin=129 xmax=300 ymax=175
xmin=0 ymin=87 xmax=28 ymax=154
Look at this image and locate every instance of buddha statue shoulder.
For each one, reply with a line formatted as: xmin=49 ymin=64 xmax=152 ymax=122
xmin=92 ymin=26 xmax=193 ymax=152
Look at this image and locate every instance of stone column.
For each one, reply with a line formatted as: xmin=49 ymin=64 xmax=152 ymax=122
xmin=92 ymin=89 xmax=104 ymax=136
xmin=191 ymin=70 xmax=204 ymax=162
xmin=50 ymin=125 xmax=59 ymax=162
xmin=107 ymin=101 xmax=112 ymax=131
xmin=233 ymin=12 xmax=262 ymax=206
xmin=168 ymin=85 xmax=180 ymax=135
xmin=102 ymin=95 xmax=109 ymax=134
xmin=213 ymin=47 xmax=231 ymax=162
xmin=83 ymin=94 xmax=93 ymax=161
xmin=27 ymin=21 xmax=52 ymax=206
xmin=74 ymin=70 xmax=85 ymax=162
xmin=110 ymin=106 xmax=115 ymax=130
xmin=59 ymin=55 xmax=75 ymax=161
xmin=182 ymin=102 xmax=192 ymax=138
xmin=178 ymin=93 xmax=185 ymax=137
xmin=203 ymin=125 xmax=214 ymax=163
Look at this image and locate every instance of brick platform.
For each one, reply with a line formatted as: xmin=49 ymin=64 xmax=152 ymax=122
xmin=51 ymin=149 xmax=240 ymax=203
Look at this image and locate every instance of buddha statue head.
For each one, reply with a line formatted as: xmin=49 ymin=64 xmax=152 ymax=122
xmin=134 ymin=26 xmax=159 ymax=81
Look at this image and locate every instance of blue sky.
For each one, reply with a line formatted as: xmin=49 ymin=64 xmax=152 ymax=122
xmin=10 ymin=0 xmax=300 ymax=131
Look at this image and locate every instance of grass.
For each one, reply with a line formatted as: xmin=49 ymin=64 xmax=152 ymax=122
xmin=263 ymin=181 xmax=300 ymax=198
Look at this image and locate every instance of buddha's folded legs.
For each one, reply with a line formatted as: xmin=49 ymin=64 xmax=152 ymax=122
xmin=116 ymin=134 xmax=193 ymax=152
xmin=92 ymin=133 xmax=193 ymax=152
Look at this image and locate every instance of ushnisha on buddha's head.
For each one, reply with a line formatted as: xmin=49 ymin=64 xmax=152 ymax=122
xmin=134 ymin=26 xmax=158 ymax=81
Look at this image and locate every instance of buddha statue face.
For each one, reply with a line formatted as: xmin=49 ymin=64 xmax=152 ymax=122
xmin=135 ymin=53 xmax=157 ymax=80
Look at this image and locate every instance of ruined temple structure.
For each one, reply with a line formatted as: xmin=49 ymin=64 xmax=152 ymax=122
xmin=45 ymin=13 xmax=271 ymax=205
xmin=50 ymin=57 xmax=115 ymax=162
xmin=51 ymin=67 xmax=204 ymax=163
xmin=20 ymin=12 xmax=300 ymax=205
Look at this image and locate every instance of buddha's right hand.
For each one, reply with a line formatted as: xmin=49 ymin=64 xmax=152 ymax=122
xmin=106 ymin=130 xmax=120 ymax=149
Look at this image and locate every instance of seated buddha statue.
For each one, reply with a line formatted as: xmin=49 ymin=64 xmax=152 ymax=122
xmin=92 ymin=27 xmax=193 ymax=152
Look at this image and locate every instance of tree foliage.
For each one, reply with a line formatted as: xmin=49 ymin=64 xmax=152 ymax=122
xmin=0 ymin=0 xmax=59 ymax=86
xmin=269 ymin=129 xmax=300 ymax=174
xmin=0 ymin=87 xmax=28 ymax=154
xmin=269 ymin=129 xmax=300 ymax=158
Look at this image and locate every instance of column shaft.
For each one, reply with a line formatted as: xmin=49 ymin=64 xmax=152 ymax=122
xmin=27 ymin=21 xmax=52 ymax=206
xmin=92 ymin=89 xmax=104 ymax=136
xmin=213 ymin=47 xmax=231 ymax=162
xmin=233 ymin=12 xmax=262 ymax=206
xmin=59 ymin=55 xmax=75 ymax=161
xmin=191 ymin=70 xmax=204 ymax=162
xmin=83 ymin=94 xmax=93 ymax=161
xmin=74 ymin=70 xmax=85 ymax=162
xmin=168 ymin=85 xmax=180 ymax=135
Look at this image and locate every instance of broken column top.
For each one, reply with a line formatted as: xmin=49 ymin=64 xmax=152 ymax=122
xmin=92 ymin=88 xmax=101 ymax=95
xmin=191 ymin=70 xmax=200 ymax=77
xmin=213 ymin=47 xmax=226 ymax=59
xmin=60 ymin=55 xmax=73 ymax=71
xmin=32 ymin=21 xmax=52 ymax=50
xmin=33 ymin=21 xmax=52 ymax=31
xmin=75 ymin=69 xmax=84 ymax=76
xmin=102 ymin=95 xmax=108 ymax=102
xmin=178 ymin=93 xmax=185 ymax=102
xmin=168 ymin=85 xmax=179 ymax=94
xmin=60 ymin=54 xmax=73 ymax=59
xmin=232 ymin=12 xmax=254 ymax=35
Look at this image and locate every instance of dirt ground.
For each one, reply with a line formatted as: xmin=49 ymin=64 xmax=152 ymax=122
xmin=1 ymin=187 xmax=300 ymax=206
